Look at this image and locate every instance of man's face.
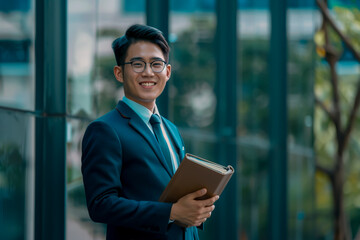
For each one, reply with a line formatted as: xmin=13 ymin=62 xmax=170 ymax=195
xmin=114 ymin=41 xmax=171 ymax=111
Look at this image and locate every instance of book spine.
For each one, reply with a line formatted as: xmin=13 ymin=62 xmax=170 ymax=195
xmin=213 ymin=172 xmax=233 ymax=196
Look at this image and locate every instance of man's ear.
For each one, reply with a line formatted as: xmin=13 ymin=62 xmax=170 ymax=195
xmin=165 ymin=64 xmax=171 ymax=82
xmin=114 ymin=65 xmax=123 ymax=83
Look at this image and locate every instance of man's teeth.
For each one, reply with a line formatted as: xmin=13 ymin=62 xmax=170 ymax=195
xmin=141 ymin=82 xmax=155 ymax=86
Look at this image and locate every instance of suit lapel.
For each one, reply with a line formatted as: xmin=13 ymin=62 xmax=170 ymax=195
xmin=116 ymin=101 xmax=173 ymax=177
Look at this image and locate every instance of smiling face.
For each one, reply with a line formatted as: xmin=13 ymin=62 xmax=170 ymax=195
xmin=114 ymin=41 xmax=171 ymax=111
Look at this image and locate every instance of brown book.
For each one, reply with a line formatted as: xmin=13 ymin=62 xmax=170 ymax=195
xmin=159 ymin=153 xmax=234 ymax=203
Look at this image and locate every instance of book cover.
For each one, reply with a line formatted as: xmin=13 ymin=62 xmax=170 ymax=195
xmin=159 ymin=153 xmax=234 ymax=203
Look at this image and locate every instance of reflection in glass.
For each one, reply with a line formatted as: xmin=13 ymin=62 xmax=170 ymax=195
xmin=66 ymin=118 xmax=106 ymax=240
xmin=237 ymin=3 xmax=316 ymax=239
xmin=66 ymin=1 xmax=146 ymax=239
xmin=169 ymin=2 xmax=218 ymax=239
xmin=67 ymin=0 xmax=145 ymax=118
xmin=237 ymin=142 xmax=269 ymax=240
xmin=169 ymin=2 xmax=217 ymax=130
xmin=237 ymin=6 xmax=271 ymax=239
xmin=0 ymin=109 xmax=35 ymax=240
xmin=287 ymin=8 xmax=316 ymax=239
xmin=0 ymin=1 xmax=35 ymax=110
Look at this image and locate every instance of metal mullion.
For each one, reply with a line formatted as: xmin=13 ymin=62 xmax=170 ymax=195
xmin=35 ymin=1 xmax=67 ymax=240
xmin=268 ymin=0 xmax=288 ymax=239
xmin=215 ymin=0 xmax=238 ymax=239
xmin=146 ymin=0 xmax=169 ymax=118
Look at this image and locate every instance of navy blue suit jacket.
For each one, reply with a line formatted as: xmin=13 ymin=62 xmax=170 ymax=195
xmin=81 ymin=101 xmax=200 ymax=240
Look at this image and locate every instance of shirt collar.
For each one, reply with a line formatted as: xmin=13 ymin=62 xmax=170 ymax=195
xmin=122 ymin=96 xmax=160 ymax=125
xmin=153 ymin=104 xmax=160 ymax=116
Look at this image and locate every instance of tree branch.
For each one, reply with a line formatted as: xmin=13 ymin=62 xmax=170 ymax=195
xmin=342 ymin=79 xmax=360 ymax=151
xmin=317 ymin=0 xmax=360 ymax=154
xmin=328 ymin=57 xmax=343 ymax=145
xmin=315 ymin=95 xmax=337 ymax=123
xmin=316 ymin=0 xmax=360 ymax=63
xmin=316 ymin=163 xmax=333 ymax=179
xmin=318 ymin=0 xmax=343 ymax=147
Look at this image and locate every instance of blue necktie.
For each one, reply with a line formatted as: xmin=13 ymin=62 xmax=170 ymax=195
xmin=150 ymin=114 xmax=173 ymax=173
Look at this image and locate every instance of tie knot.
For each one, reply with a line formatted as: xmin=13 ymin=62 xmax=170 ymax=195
xmin=150 ymin=114 xmax=161 ymax=125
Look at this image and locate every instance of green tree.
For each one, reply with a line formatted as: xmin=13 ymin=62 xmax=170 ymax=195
xmin=314 ymin=1 xmax=360 ymax=239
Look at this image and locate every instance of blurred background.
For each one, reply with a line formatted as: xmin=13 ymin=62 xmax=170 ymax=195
xmin=1 ymin=0 xmax=360 ymax=239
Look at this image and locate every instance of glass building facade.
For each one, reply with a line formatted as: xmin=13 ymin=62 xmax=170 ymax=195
xmin=1 ymin=0 xmax=359 ymax=240
xmin=0 ymin=0 xmax=35 ymax=239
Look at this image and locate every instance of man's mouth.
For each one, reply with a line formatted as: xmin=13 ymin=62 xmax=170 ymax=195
xmin=140 ymin=82 xmax=156 ymax=86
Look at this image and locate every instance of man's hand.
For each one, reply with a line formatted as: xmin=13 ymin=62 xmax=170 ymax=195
xmin=170 ymin=188 xmax=219 ymax=227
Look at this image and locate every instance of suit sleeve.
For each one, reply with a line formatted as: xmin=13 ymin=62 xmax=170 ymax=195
xmin=81 ymin=121 xmax=172 ymax=234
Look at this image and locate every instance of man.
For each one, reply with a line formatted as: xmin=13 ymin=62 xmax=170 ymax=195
xmin=81 ymin=24 xmax=219 ymax=240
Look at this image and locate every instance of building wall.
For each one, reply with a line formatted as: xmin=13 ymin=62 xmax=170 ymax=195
xmin=0 ymin=0 xmax=321 ymax=239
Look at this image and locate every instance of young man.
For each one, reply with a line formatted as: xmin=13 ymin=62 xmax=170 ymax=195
xmin=81 ymin=24 xmax=219 ymax=240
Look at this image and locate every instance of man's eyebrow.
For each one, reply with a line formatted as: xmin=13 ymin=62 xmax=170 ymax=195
xmin=150 ymin=57 xmax=165 ymax=61
xmin=129 ymin=57 xmax=165 ymax=61
xmin=129 ymin=57 xmax=144 ymax=61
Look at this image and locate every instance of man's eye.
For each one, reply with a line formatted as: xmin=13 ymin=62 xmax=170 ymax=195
xmin=133 ymin=62 xmax=143 ymax=67
xmin=152 ymin=62 xmax=163 ymax=67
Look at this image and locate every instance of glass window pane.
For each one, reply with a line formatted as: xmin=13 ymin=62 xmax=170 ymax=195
xmin=66 ymin=1 xmax=145 ymax=239
xmin=237 ymin=5 xmax=271 ymax=238
xmin=0 ymin=109 xmax=35 ymax=240
xmin=0 ymin=1 xmax=35 ymax=110
xmin=66 ymin=118 xmax=107 ymax=239
xmin=169 ymin=1 xmax=218 ymax=239
xmin=67 ymin=0 xmax=145 ymax=119
xmin=169 ymin=0 xmax=217 ymax=132
xmin=237 ymin=142 xmax=269 ymax=240
xmin=287 ymin=8 xmax=316 ymax=239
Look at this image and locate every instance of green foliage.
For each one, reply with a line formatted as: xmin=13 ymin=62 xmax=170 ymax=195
xmin=0 ymin=143 xmax=26 ymax=240
xmin=170 ymin=17 xmax=217 ymax=129
xmin=93 ymin=56 xmax=123 ymax=116
xmin=238 ymin=38 xmax=270 ymax=137
xmin=314 ymin=5 xmax=360 ymax=237
xmin=334 ymin=7 xmax=360 ymax=53
xmin=0 ymin=143 xmax=25 ymax=192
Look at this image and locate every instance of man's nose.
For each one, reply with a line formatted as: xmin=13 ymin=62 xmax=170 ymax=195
xmin=142 ymin=63 xmax=155 ymax=76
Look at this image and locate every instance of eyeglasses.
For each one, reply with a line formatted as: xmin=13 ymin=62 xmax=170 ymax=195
xmin=123 ymin=59 xmax=167 ymax=73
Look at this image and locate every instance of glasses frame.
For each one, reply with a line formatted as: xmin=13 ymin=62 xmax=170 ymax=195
xmin=123 ymin=59 xmax=167 ymax=73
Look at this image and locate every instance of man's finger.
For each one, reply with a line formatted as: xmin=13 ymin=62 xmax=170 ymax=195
xmin=201 ymin=195 xmax=219 ymax=206
xmin=200 ymin=205 xmax=215 ymax=215
xmin=188 ymin=188 xmax=207 ymax=199
xmin=198 ymin=209 xmax=213 ymax=219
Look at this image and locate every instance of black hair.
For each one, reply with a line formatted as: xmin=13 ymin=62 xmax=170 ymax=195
xmin=112 ymin=24 xmax=170 ymax=66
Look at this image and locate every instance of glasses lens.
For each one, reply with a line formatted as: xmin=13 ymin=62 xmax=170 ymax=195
xmin=151 ymin=61 xmax=165 ymax=73
xmin=131 ymin=61 xmax=145 ymax=72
